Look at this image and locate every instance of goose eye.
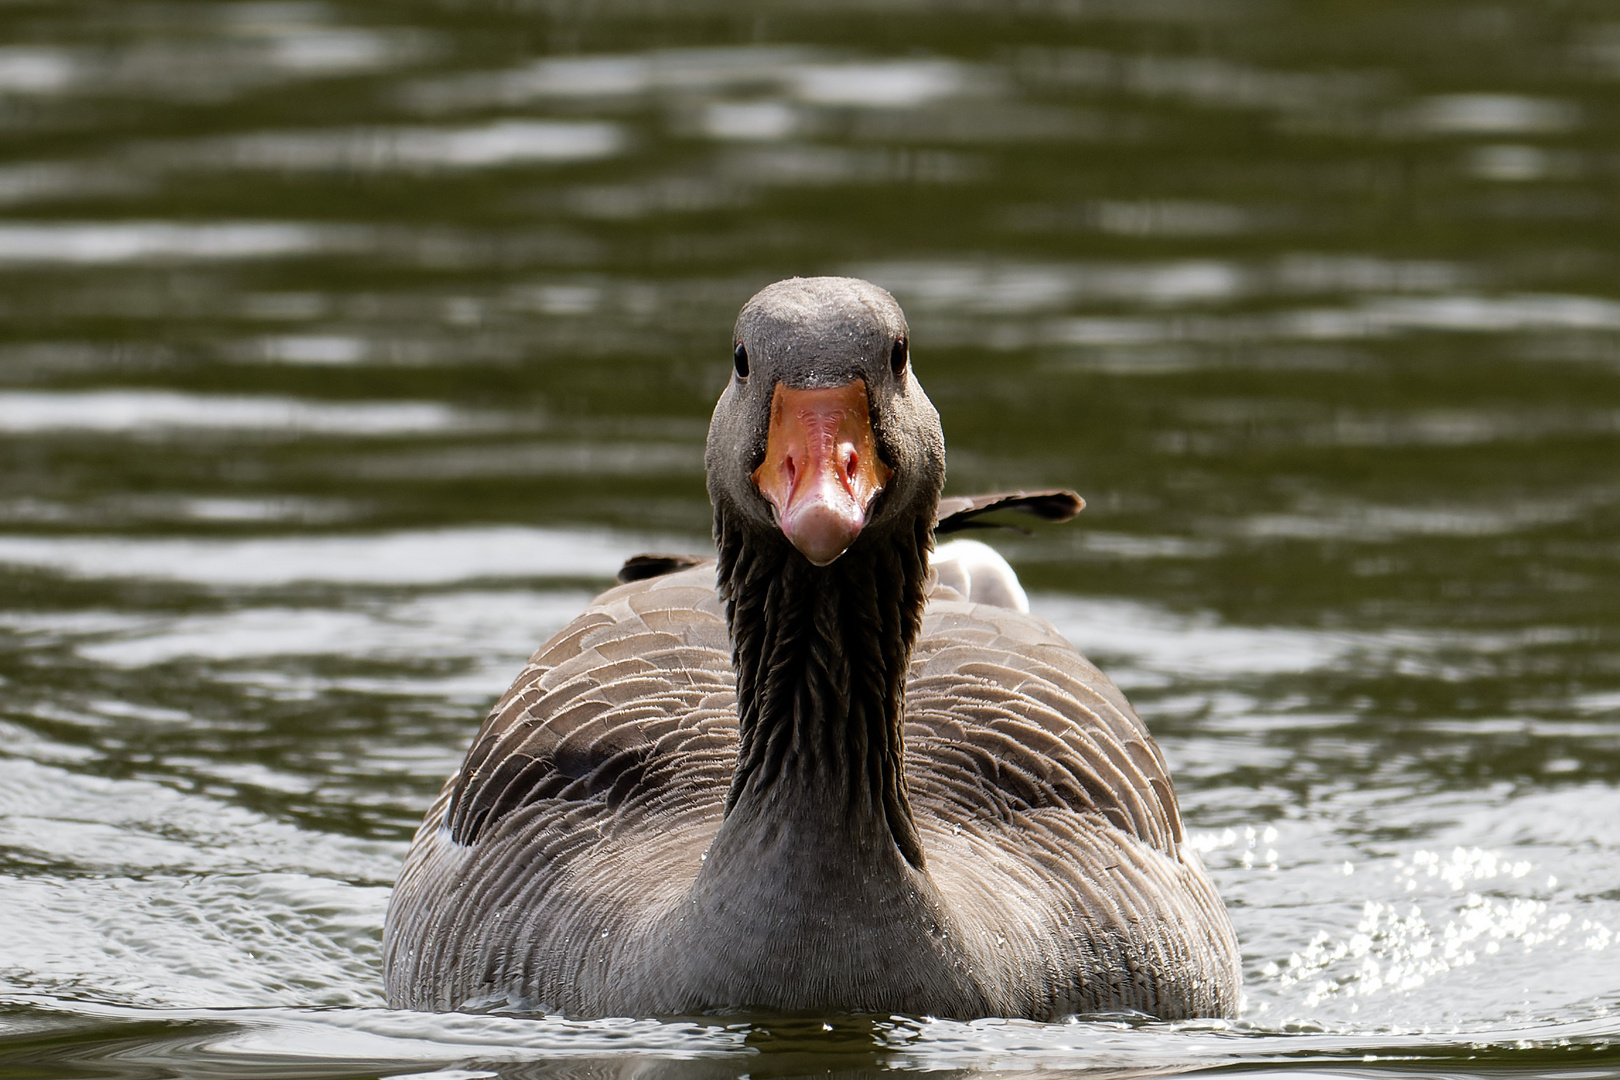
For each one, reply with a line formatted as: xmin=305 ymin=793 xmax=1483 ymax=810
xmin=889 ymin=338 xmax=908 ymax=377
xmin=733 ymin=343 xmax=749 ymax=379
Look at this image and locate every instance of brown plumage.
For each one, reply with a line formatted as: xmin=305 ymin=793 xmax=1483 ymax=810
xmin=383 ymin=277 xmax=1241 ymax=1019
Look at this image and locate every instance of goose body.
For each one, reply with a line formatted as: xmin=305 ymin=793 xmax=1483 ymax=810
xmin=383 ymin=278 xmax=1241 ymax=1020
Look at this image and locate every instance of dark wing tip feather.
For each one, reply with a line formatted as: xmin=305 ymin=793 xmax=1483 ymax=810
xmin=935 ymin=490 xmax=1085 ymax=535
xmin=618 ymin=553 xmax=709 ymax=583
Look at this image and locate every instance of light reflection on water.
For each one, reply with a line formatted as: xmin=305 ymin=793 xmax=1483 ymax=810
xmin=0 ymin=389 xmax=467 ymax=434
xmin=1 ymin=0 xmax=1619 ymax=1076
xmin=0 ymin=528 xmax=667 ymax=585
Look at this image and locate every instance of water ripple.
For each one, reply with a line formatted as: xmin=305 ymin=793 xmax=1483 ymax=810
xmin=0 ymin=527 xmax=672 ymax=586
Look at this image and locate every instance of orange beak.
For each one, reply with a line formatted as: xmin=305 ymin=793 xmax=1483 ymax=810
xmin=751 ymin=381 xmax=892 ymax=566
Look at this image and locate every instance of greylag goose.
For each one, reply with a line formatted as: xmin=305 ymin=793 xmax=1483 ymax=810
xmin=383 ymin=277 xmax=1241 ymax=1019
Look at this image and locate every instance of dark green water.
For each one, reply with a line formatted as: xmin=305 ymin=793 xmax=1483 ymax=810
xmin=1 ymin=0 xmax=1617 ymax=1076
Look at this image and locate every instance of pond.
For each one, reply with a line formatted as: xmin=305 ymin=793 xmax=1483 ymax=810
xmin=0 ymin=0 xmax=1617 ymax=1077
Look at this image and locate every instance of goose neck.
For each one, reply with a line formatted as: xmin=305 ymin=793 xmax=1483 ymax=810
xmin=714 ymin=513 xmax=932 ymax=867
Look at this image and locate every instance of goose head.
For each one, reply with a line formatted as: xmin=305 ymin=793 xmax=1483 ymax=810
xmin=706 ymin=277 xmax=945 ymax=566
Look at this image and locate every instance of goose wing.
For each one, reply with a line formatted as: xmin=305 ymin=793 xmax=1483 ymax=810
xmin=383 ymin=564 xmax=736 ymax=1011
xmin=935 ymin=489 xmax=1084 ymax=534
xmin=905 ymin=594 xmax=1183 ymax=855
xmin=901 ymin=592 xmax=1238 ymax=1018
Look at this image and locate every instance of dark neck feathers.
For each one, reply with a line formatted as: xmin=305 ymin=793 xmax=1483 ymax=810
xmin=714 ymin=506 xmax=932 ymax=868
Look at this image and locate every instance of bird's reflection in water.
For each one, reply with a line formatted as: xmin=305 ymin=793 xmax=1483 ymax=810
xmin=464 ymin=1012 xmax=1189 ymax=1080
